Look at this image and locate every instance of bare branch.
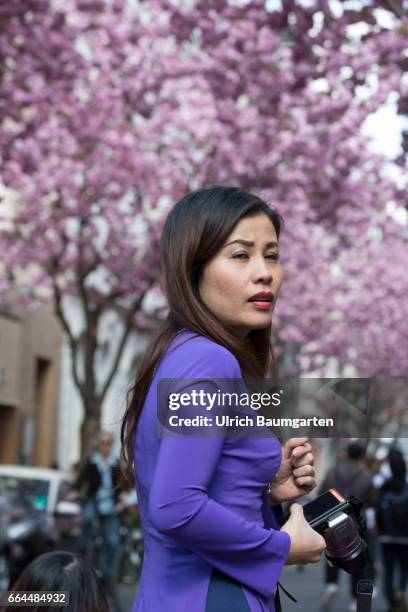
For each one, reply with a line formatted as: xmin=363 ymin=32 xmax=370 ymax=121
xmin=52 ymin=277 xmax=84 ymax=396
xmin=98 ymin=287 xmax=152 ymax=404
xmin=46 ymin=232 xmax=85 ymax=396
xmin=76 ymin=217 xmax=104 ymax=399
xmin=381 ymin=0 xmax=405 ymax=18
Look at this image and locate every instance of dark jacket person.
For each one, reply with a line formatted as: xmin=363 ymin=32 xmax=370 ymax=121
xmin=72 ymin=432 xmax=126 ymax=581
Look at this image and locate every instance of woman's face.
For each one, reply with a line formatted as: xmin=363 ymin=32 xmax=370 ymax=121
xmin=198 ymin=213 xmax=284 ymax=337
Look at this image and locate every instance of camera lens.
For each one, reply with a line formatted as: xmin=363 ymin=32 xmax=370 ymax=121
xmin=324 ymin=513 xmax=368 ymax=574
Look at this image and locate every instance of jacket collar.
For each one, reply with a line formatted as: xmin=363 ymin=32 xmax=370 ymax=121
xmin=90 ymin=451 xmax=116 ymax=467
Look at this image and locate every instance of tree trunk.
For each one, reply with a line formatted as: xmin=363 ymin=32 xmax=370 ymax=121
xmin=79 ymin=400 xmax=101 ymax=460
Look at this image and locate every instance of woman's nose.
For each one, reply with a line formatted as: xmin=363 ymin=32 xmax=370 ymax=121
xmin=253 ymin=258 xmax=273 ymax=283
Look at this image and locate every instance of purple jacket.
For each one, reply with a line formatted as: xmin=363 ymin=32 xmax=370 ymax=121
xmin=132 ymin=330 xmax=291 ymax=612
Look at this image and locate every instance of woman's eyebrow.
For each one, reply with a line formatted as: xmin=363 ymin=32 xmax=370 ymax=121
xmin=224 ymin=239 xmax=279 ymax=248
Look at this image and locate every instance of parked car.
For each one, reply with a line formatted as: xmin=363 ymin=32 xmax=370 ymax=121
xmin=0 ymin=465 xmax=81 ymax=589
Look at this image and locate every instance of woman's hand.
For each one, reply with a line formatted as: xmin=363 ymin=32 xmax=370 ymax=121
xmin=280 ymin=503 xmax=326 ymax=565
xmin=267 ymin=437 xmax=316 ymax=505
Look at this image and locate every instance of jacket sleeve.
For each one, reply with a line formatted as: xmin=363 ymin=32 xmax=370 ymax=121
xmin=359 ymin=472 xmax=378 ymax=509
xmin=261 ymin=491 xmax=285 ymax=531
xmin=149 ymin=342 xmax=291 ymax=598
xmin=112 ymin=464 xmax=127 ymax=500
xmin=149 ymin=433 xmax=290 ymax=597
xmin=375 ymin=485 xmax=386 ymax=534
xmin=73 ymin=460 xmax=91 ymax=492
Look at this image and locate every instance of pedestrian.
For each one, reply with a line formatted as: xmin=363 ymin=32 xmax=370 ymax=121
xmin=120 ymin=186 xmax=326 ymax=612
xmin=368 ymin=447 xmax=389 ymax=584
xmin=3 ymin=550 xmax=108 ymax=612
xmin=376 ymin=448 xmax=408 ymax=612
xmin=68 ymin=430 xmax=126 ymax=585
xmin=318 ymin=440 xmax=377 ymax=612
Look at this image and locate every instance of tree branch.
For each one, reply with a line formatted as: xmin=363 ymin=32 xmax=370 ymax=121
xmin=47 ymin=236 xmax=86 ymax=397
xmin=381 ymin=0 xmax=405 ymax=18
xmin=52 ymin=277 xmax=84 ymax=396
xmin=98 ymin=287 xmax=152 ymax=404
xmin=76 ymin=217 xmax=102 ymax=400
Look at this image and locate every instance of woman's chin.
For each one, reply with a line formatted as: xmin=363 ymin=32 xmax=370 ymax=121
xmin=226 ymin=315 xmax=272 ymax=337
xmin=243 ymin=317 xmax=273 ymax=331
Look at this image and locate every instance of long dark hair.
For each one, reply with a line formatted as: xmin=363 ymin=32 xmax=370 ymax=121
xmin=386 ymin=448 xmax=407 ymax=493
xmin=120 ymin=186 xmax=284 ymax=485
xmin=5 ymin=551 xmax=109 ymax=612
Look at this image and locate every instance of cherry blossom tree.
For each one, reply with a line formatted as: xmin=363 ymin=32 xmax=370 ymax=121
xmin=0 ymin=0 xmax=407 ymax=456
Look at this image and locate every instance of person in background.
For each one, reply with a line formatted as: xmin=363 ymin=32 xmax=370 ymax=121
xmin=68 ymin=431 xmax=126 ymax=584
xmin=370 ymin=447 xmax=390 ymax=489
xmin=3 ymin=550 xmax=109 ymax=612
xmin=319 ymin=440 xmax=377 ymax=612
xmin=69 ymin=461 xmax=81 ymax=482
xmin=376 ymin=449 xmax=408 ymax=612
xmin=367 ymin=447 xmax=389 ymax=582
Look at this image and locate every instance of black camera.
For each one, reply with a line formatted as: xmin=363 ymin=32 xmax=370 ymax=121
xmin=302 ymin=489 xmax=373 ymax=612
xmin=303 ymin=488 xmax=368 ymax=574
xmin=278 ymin=490 xmax=373 ymax=612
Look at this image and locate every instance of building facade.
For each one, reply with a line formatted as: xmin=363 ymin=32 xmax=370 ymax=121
xmin=0 ymin=306 xmax=62 ymax=467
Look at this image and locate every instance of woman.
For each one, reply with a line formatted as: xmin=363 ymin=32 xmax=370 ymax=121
xmin=121 ymin=186 xmax=326 ymax=612
xmin=4 ymin=551 xmax=109 ymax=612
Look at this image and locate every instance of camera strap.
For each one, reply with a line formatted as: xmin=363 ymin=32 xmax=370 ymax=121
xmin=274 ymin=581 xmax=297 ymax=612
xmin=356 ymin=578 xmax=373 ymax=612
xmin=274 ymin=578 xmax=372 ymax=612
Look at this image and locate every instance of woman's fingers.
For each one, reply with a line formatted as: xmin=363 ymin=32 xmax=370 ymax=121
xmin=291 ymin=441 xmax=313 ymax=463
xmin=293 ymin=458 xmax=316 ymax=490
xmin=282 ymin=437 xmax=309 ymax=459
xmin=291 ymin=441 xmax=312 ymax=457
xmin=294 ymin=475 xmax=316 ymax=489
xmin=292 ymin=450 xmax=314 ymax=468
xmin=293 ymin=463 xmax=315 ymax=479
xmin=282 ymin=438 xmax=317 ymax=493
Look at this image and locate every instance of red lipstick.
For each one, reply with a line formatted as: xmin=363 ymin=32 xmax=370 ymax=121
xmin=248 ymin=291 xmax=274 ymax=310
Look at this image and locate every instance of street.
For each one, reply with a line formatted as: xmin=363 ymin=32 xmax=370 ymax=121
xmin=279 ymin=559 xmax=383 ymax=612
xmin=115 ymin=558 xmax=387 ymax=612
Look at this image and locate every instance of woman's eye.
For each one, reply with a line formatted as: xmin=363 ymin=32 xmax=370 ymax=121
xmin=232 ymin=253 xmax=249 ymax=259
xmin=266 ymin=253 xmax=279 ymax=261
